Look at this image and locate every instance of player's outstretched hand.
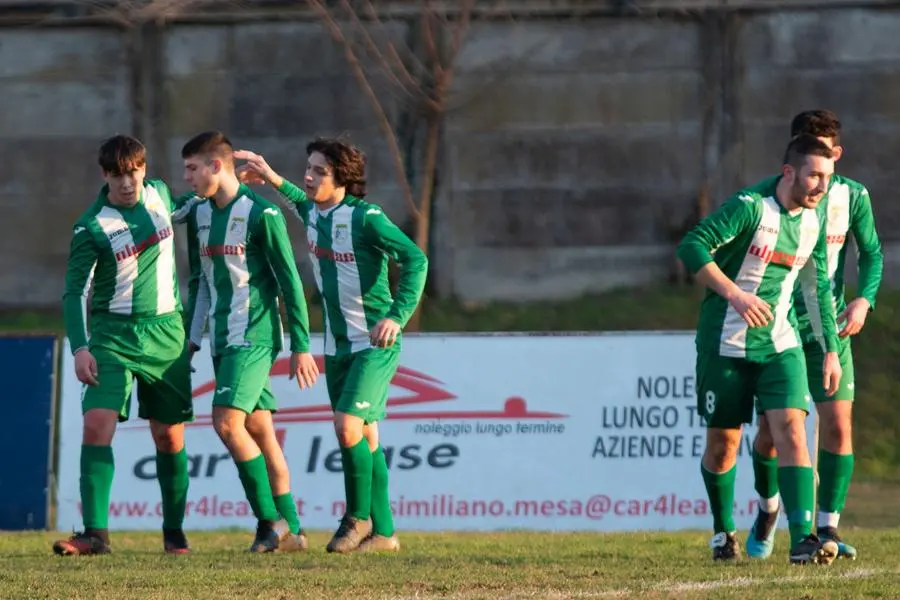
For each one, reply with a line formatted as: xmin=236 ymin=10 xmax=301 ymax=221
xmin=290 ymin=352 xmax=319 ymax=390
xmin=234 ymin=150 xmax=282 ymax=188
xmin=74 ymin=348 xmax=99 ymax=386
xmin=822 ymin=351 xmax=842 ymax=397
xmin=370 ymin=318 xmax=401 ymax=348
xmin=837 ymin=297 xmax=870 ymax=338
xmin=728 ymin=290 xmax=773 ymax=328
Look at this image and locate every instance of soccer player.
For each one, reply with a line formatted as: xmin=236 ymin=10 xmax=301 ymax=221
xmin=55 ymin=135 xmax=196 ymax=556
xmin=180 ymin=131 xmax=319 ymax=552
xmin=746 ymin=110 xmax=883 ymax=560
xmin=233 ymin=140 xmax=428 ymax=553
xmin=676 ymin=134 xmax=842 ymax=565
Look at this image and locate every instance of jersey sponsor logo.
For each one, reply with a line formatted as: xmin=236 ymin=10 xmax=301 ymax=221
xmin=114 ymin=227 xmax=173 ymax=262
xmin=826 ymin=234 xmax=847 ymax=245
xmin=308 ymin=240 xmax=355 ymax=263
xmin=756 ymin=224 xmax=778 ymax=235
xmin=747 ymin=244 xmax=809 ymax=268
xmin=229 ymin=217 xmax=246 ymax=236
xmin=333 ymin=223 xmax=349 ymax=243
xmin=200 ymin=244 xmax=246 ymax=257
xmin=107 ymin=227 xmax=130 ymax=241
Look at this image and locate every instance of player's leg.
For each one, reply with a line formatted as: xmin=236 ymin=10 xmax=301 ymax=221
xmin=757 ymin=347 xmax=836 ymax=565
xmin=134 ymin=316 xmax=194 ymax=554
xmin=246 ymin=394 xmax=309 ymax=552
xmin=696 ymin=350 xmax=753 ymax=561
xmin=357 ymin=420 xmax=401 ymax=553
xmin=211 ymin=347 xmax=281 ymax=551
xmin=326 ymin=348 xmax=399 ymax=553
xmin=321 ymin=353 xmax=370 ymax=552
xmin=53 ymin=351 xmax=133 ymax=556
xmin=812 ymin=338 xmax=856 ymax=558
xmin=746 ymin=412 xmax=781 ymax=559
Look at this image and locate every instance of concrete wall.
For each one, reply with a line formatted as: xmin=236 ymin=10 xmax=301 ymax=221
xmin=1 ymin=7 xmax=898 ymax=307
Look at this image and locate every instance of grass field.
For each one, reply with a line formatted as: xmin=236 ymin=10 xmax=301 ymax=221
xmin=5 ymin=529 xmax=900 ymax=600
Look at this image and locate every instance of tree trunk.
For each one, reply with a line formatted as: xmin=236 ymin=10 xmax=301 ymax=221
xmin=404 ymin=111 xmax=442 ymax=332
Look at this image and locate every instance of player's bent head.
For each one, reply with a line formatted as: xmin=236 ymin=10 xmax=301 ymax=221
xmin=98 ymin=135 xmax=146 ymax=177
xmin=306 ymin=137 xmax=368 ymax=198
xmin=181 ymin=131 xmax=235 ymax=171
xmin=783 ymin=133 xmax=833 ymax=169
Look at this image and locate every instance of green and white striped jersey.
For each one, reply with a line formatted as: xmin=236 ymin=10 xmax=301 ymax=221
xmin=184 ymin=185 xmax=311 ymax=357
xmin=275 ymin=179 xmax=428 ymax=357
xmin=793 ymin=174 xmax=883 ymax=343
xmin=677 ymin=176 xmax=839 ymax=360
xmin=63 ymin=179 xmax=200 ymax=354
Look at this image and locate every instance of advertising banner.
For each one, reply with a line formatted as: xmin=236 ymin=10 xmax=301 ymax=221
xmin=57 ymin=333 xmax=814 ymax=532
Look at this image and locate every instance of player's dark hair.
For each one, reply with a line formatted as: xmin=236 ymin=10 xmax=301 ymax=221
xmin=783 ymin=134 xmax=833 ymax=168
xmin=790 ymin=109 xmax=841 ymax=145
xmin=181 ymin=131 xmax=234 ymax=166
xmin=98 ymin=135 xmax=146 ymax=176
xmin=306 ymin=137 xmax=367 ymax=198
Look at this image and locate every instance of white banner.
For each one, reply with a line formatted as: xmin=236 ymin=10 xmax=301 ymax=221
xmin=57 ymin=333 xmax=815 ymax=532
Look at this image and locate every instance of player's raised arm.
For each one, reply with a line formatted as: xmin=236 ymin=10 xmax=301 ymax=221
xmin=257 ymin=206 xmax=311 ymax=354
xmin=62 ymin=225 xmax=99 ymax=357
xmin=365 ymin=207 xmax=428 ymax=328
xmin=235 ymin=149 xmax=309 ymax=204
xmin=676 ymin=196 xmax=773 ymax=327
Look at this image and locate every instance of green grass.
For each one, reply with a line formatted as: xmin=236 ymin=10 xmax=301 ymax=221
xmin=4 ymin=528 xmax=899 ymax=599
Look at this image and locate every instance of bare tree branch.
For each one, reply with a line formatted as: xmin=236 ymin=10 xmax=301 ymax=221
xmin=337 ymin=0 xmax=425 ymax=105
xmin=306 ymin=0 xmax=421 ymax=220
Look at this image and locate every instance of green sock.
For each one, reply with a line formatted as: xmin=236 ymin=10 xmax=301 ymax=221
xmin=156 ymin=449 xmax=189 ymax=530
xmin=778 ymin=466 xmax=815 ymax=547
xmin=370 ymin=447 xmax=395 ymax=536
xmin=274 ymin=493 xmax=302 ymax=534
xmin=817 ymin=451 xmax=854 ymax=520
xmin=701 ymin=463 xmax=736 ymax=533
xmin=340 ymin=439 xmax=373 ymax=520
xmin=235 ymin=454 xmax=279 ymax=522
xmin=752 ymin=450 xmax=779 ymax=507
xmin=80 ymin=445 xmax=115 ymax=530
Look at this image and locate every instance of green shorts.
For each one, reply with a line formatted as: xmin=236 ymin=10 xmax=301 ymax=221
xmin=325 ymin=348 xmax=400 ymax=424
xmin=804 ymin=337 xmax=854 ymax=403
xmin=211 ymin=345 xmax=278 ymax=414
xmin=696 ymin=347 xmax=811 ymax=429
xmin=84 ymin=313 xmax=193 ymax=425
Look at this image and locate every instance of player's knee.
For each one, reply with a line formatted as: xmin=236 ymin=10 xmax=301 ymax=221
xmin=213 ymin=412 xmax=241 ymax=444
xmin=703 ymin=434 xmax=740 ymax=471
xmin=333 ymin=414 xmax=364 ymax=448
xmin=151 ymin=424 xmax=183 ymax=453
xmin=754 ymin=422 xmax=776 ymax=457
xmin=821 ymin=411 xmax=853 ymax=450
xmin=83 ymin=410 xmax=116 ymax=445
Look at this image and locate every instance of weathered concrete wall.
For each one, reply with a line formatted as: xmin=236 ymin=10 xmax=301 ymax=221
xmin=1 ymin=7 xmax=898 ymax=307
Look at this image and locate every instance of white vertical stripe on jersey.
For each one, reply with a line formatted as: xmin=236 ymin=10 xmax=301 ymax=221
xmin=719 ymin=197 xmax=781 ymax=358
xmin=224 ymin=196 xmax=254 ymax=348
xmin=80 ymin=263 xmax=96 ymax=346
xmin=143 ymin=184 xmax=178 ymax=314
xmin=307 ymin=211 xmax=335 ymax=356
xmin=797 ymin=209 xmax=828 ymax=351
xmin=770 ymin=204 xmax=820 ymax=353
xmin=824 ymin=183 xmax=852 ymax=283
xmin=196 ymin=203 xmax=218 ymax=354
xmin=95 ymin=206 xmax=139 ymax=315
xmin=332 ymin=205 xmax=371 ymax=353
